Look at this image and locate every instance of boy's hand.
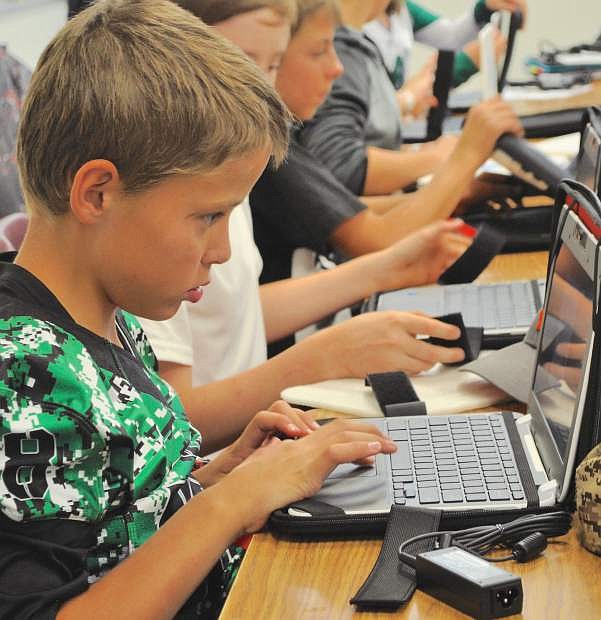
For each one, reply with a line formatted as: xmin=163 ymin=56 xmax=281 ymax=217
xmin=486 ymin=0 xmax=527 ymax=26
xmin=219 ymin=418 xmax=397 ymax=533
xmin=397 ymin=55 xmax=437 ymax=118
xmin=458 ymin=97 xmax=523 ymax=163
xmin=375 ymin=218 xmax=472 ymax=291
xmin=307 ymin=311 xmax=466 ymax=379
xmin=194 ymin=401 xmax=318 ymax=487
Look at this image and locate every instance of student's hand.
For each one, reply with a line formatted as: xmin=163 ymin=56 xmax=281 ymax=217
xmin=397 ymin=55 xmax=437 ymax=118
xmin=458 ymin=97 xmax=523 ymax=163
xmin=374 ymin=218 xmax=472 ymax=291
xmin=194 ymin=401 xmax=319 ymax=487
xmin=486 ymin=0 xmax=527 ymax=26
xmin=217 ymin=418 xmax=397 ymax=533
xmin=307 ymin=311 xmax=465 ymax=379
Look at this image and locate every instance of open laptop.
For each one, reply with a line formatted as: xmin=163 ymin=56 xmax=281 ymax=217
xmin=370 ymin=114 xmax=601 ymax=347
xmin=574 ymin=117 xmax=601 ymax=192
xmin=290 ymin=202 xmax=598 ymax=517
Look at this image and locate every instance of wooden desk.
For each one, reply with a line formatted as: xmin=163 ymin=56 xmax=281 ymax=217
xmin=508 ymin=79 xmax=601 ymax=117
xmin=220 ymin=252 xmax=601 ymax=620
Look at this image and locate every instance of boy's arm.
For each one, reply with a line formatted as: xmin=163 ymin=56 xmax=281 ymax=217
xmin=330 ymin=98 xmax=523 ymax=257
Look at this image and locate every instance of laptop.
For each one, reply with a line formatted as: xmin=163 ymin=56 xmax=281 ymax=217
xmin=373 ymin=278 xmax=545 ymax=344
xmin=369 ymin=112 xmax=600 ymax=346
xmin=289 ymin=202 xmax=598 ymax=517
xmin=574 ymin=117 xmax=601 ymax=192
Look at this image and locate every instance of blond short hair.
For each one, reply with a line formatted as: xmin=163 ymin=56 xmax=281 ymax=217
xmin=292 ymin=0 xmax=340 ymax=34
xmin=17 ymin=0 xmax=291 ymax=215
xmin=177 ymin=0 xmax=298 ymax=25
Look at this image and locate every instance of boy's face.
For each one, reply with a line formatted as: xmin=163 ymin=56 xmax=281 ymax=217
xmin=216 ymin=8 xmax=291 ymax=86
xmin=93 ymin=147 xmax=271 ymax=321
xmin=276 ymin=8 xmax=343 ymax=120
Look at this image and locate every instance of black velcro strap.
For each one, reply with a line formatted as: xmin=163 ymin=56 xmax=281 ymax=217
xmin=428 ymin=313 xmax=484 ymax=363
xmin=285 ymin=498 xmax=346 ymax=517
xmin=350 ymin=505 xmax=442 ymax=610
xmin=365 ymin=372 xmax=426 ymax=417
xmin=438 ymin=224 xmax=506 ymax=284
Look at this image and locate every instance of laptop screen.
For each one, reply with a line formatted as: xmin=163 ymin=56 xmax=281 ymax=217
xmin=531 ymin=221 xmax=595 ymax=462
xmin=575 ymin=123 xmax=601 ymax=192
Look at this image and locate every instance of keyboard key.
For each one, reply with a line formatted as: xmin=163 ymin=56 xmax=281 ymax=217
xmin=465 ymin=492 xmax=488 ymax=502
xmin=418 ymin=487 xmax=440 ymax=504
xmin=441 ymin=483 xmax=462 ymax=491
xmin=429 ymin=418 xmax=449 ymax=426
xmin=438 ymin=464 xmax=459 ymax=472
xmin=409 ymin=419 xmax=427 ymax=429
xmin=418 ymin=480 xmax=437 ymax=488
xmin=487 ymin=483 xmax=508 ymax=490
xmin=462 ymin=473 xmax=482 ymax=480
xmin=391 ymin=443 xmax=411 ymax=470
xmin=509 ymin=483 xmax=523 ymax=492
xmin=393 ymin=482 xmax=405 ymax=490
xmin=414 ymin=464 xmax=435 ymax=472
xmin=416 ymin=474 xmax=436 ymax=481
xmin=489 ymin=489 xmax=511 ymax=501
xmin=439 ymin=476 xmax=460 ymax=483
xmin=394 ymin=496 xmax=406 ymax=505
xmin=482 ymin=464 xmax=503 ymax=472
xmin=483 ymin=475 xmax=505 ymax=483
xmin=404 ymin=483 xmax=416 ymax=498
xmin=442 ymin=490 xmax=463 ymax=503
xmin=507 ymin=475 xmax=520 ymax=484
xmin=392 ymin=470 xmax=413 ymax=479
xmin=463 ymin=479 xmax=485 ymax=488
xmin=512 ymin=491 xmax=525 ymax=500
xmin=436 ymin=458 xmax=456 ymax=466
xmin=387 ymin=419 xmax=408 ymax=430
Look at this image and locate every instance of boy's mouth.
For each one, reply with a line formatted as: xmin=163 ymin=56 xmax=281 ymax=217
xmin=184 ymin=287 xmax=204 ymax=303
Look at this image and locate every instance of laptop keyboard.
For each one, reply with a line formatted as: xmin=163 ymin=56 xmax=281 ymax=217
xmin=380 ymin=280 xmax=544 ymax=331
xmin=443 ymin=281 xmax=538 ymax=329
xmin=387 ymin=414 xmax=526 ymax=507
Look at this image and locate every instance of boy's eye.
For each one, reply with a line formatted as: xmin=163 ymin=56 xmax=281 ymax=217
xmin=199 ymin=212 xmax=222 ymax=226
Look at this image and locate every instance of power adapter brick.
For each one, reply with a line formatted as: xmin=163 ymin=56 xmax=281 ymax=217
xmin=414 ymin=546 xmax=523 ymax=619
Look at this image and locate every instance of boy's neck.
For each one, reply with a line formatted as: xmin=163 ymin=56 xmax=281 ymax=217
xmin=339 ymin=1 xmax=374 ymax=29
xmin=15 ymin=217 xmax=121 ymax=346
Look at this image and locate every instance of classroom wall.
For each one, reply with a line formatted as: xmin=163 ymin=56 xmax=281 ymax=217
xmin=0 ymin=0 xmax=67 ymax=70
xmin=409 ymin=0 xmax=601 ymax=85
xmin=0 ymin=0 xmax=599 ymax=77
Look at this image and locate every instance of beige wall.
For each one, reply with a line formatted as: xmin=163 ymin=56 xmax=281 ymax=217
xmin=408 ymin=0 xmax=601 ymax=85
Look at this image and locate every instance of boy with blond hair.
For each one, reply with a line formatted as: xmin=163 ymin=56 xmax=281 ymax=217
xmin=0 ymin=1 xmax=397 ymax=617
xmin=141 ymin=0 xmax=469 ymax=452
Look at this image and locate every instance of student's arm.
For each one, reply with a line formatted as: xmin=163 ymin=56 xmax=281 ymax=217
xmin=259 ymin=218 xmax=468 ymax=342
xmin=160 ymin=308 xmax=466 ymax=452
xmin=331 ymin=98 xmax=523 ymax=256
xmin=58 ymin=416 xmax=396 ymax=619
xmin=363 ymin=136 xmax=458 ymax=195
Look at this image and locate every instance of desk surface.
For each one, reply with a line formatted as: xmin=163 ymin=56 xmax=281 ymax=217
xmin=507 ymin=79 xmax=601 ymax=117
xmin=220 ymin=251 xmax=601 ymax=620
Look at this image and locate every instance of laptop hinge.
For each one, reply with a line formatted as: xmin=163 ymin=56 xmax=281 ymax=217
xmin=516 ymin=415 xmax=551 ymax=488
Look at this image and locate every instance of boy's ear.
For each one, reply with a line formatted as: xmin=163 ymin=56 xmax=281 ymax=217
xmin=69 ymin=160 xmax=121 ymax=224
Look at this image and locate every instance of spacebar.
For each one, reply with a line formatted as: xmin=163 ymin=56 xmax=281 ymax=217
xmin=391 ymin=442 xmax=411 ymax=470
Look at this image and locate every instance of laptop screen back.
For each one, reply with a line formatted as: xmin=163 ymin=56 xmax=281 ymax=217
xmin=529 ymin=209 xmax=597 ymax=496
xmin=575 ymin=123 xmax=601 ymax=192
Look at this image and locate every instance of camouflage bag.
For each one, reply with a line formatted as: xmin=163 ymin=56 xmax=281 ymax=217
xmin=576 ymin=443 xmax=601 ymax=555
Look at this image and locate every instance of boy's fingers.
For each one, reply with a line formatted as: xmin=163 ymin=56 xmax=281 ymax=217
xmin=403 ymin=314 xmax=462 ymax=340
xmin=325 ymin=439 xmax=396 ymax=468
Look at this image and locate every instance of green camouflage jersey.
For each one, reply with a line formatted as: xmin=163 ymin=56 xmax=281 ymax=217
xmin=0 ymin=259 xmax=241 ymax=619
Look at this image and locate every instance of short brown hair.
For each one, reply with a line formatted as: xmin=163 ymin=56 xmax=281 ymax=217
xmin=17 ymin=0 xmax=291 ymax=215
xmin=177 ymin=0 xmax=298 ymax=26
xmin=292 ymin=0 xmax=340 ymax=34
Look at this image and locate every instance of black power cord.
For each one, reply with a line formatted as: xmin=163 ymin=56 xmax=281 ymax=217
xmin=398 ymin=510 xmax=572 ymax=566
